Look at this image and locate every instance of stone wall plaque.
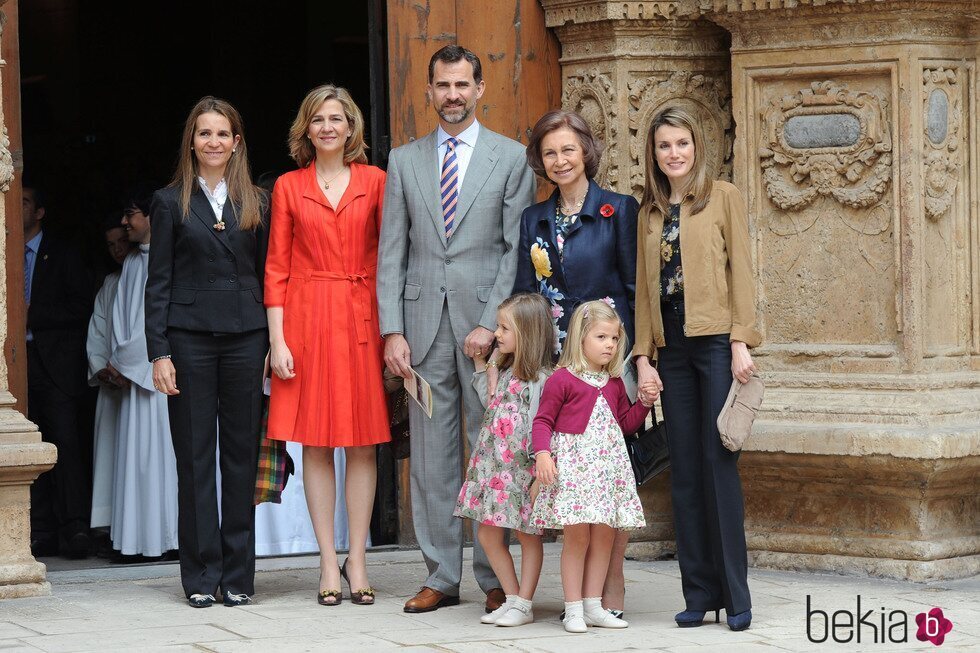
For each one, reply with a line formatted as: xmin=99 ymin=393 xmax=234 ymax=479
xmin=922 ymin=68 xmax=960 ymax=222
xmin=926 ymin=89 xmax=948 ymax=145
xmin=760 ymin=80 xmax=892 ymax=211
xmin=784 ymin=113 xmax=861 ymax=149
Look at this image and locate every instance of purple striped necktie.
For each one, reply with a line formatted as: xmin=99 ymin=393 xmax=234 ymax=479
xmin=441 ymin=137 xmax=459 ymax=238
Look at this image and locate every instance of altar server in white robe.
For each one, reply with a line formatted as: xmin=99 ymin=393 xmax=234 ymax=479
xmin=109 ymin=192 xmax=178 ymax=556
xmin=88 ymin=221 xmax=135 ymax=528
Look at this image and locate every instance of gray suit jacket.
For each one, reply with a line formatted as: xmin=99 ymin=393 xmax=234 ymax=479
xmin=377 ymin=126 xmax=536 ymax=363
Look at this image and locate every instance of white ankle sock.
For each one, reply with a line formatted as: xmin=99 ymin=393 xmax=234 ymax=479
xmin=495 ymin=597 xmax=534 ymax=627
xmin=584 ymin=596 xmax=628 ymax=628
xmin=513 ymin=596 xmax=532 ymax=611
xmin=480 ymin=595 xmax=516 ymax=624
xmin=563 ymin=600 xmax=587 ymax=633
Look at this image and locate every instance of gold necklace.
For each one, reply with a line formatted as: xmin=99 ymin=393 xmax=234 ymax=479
xmin=315 ymin=166 xmax=347 ymax=190
xmin=559 ymin=191 xmax=586 ymax=215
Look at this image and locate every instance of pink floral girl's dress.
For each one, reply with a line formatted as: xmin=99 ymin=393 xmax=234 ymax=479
xmin=454 ymin=367 xmax=549 ymax=534
xmin=530 ymin=370 xmax=646 ymax=530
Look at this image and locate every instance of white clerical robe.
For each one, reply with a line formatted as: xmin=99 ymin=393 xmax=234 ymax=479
xmin=88 ymin=271 xmax=122 ymax=528
xmin=108 ymin=245 xmax=178 ymax=555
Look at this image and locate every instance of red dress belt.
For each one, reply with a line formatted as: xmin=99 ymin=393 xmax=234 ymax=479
xmin=289 ymin=266 xmax=377 ymax=344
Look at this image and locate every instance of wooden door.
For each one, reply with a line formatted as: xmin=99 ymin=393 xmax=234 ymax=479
xmin=387 ymin=0 xmax=561 ymax=147
xmin=386 ymin=0 xmax=561 ymax=545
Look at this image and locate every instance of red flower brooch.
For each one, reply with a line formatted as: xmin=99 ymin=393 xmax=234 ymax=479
xmin=599 ymin=203 xmax=615 ymax=218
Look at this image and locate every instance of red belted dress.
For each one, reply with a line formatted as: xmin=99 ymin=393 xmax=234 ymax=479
xmin=264 ymin=162 xmax=390 ymax=447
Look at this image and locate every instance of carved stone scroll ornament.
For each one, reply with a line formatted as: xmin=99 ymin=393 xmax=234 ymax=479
xmin=627 ymin=71 xmax=733 ymax=196
xmin=0 ymin=126 xmax=13 ymax=193
xmin=759 ymin=81 xmax=892 ymax=211
xmin=922 ymin=68 xmax=960 ymax=221
xmin=562 ymin=69 xmax=618 ymax=187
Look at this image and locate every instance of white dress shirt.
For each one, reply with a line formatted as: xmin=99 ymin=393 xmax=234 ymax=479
xmin=197 ymin=177 xmax=228 ymax=220
xmin=436 ymin=120 xmax=481 ymax=188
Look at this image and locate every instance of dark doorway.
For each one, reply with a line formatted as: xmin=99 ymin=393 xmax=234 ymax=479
xmin=20 ymin=0 xmax=397 ymax=561
xmin=22 ymin=0 xmax=388 ymax=252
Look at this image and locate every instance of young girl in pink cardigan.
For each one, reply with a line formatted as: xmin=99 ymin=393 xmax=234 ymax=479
xmin=531 ymin=300 xmax=654 ymax=633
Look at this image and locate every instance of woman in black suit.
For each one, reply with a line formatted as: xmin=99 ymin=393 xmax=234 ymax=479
xmin=145 ymin=96 xmax=268 ymax=608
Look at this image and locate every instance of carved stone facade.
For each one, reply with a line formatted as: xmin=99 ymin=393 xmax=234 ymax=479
xmin=922 ymin=67 xmax=961 ymax=222
xmin=0 ymin=1 xmax=57 ymax=598
xmin=543 ymin=0 xmax=980 ymax=581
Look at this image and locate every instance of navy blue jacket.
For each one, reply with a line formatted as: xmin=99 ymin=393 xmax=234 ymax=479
xmin=513 ymin=180 xmax=639 ymax=351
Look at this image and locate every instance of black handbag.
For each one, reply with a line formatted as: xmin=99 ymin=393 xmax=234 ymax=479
xmin=625 ymin=418 xmax=670 ymax=486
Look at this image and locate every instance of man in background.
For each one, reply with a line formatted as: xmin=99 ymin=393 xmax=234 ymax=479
xmin=24 ymin=183 xmax=95 ymax=557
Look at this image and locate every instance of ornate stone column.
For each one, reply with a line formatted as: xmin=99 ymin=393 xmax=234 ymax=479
xmin=682 ymin=0 xmax=980 ymax=580
xmin=0 ymin=5 xmax=57 ymax=599
xmin=540 ymin=0 xmax=735 ymax=556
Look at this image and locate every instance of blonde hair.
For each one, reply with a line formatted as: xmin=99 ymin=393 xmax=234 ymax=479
xmin=288 ymin=85 xmax=368 ymax=168
xmin=559 ymin=300 xmax=628 ymax=377
xmin=642 ymin=105 xmax=713 ymax=217
xmin=170 ymin=96 xmax=264 ymax=231
xmin=496 ymin=293 xmax=554 ymax=382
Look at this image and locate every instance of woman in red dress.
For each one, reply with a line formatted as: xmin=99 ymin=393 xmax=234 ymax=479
xmin=265 ymin=85 xmax=390 ymax=605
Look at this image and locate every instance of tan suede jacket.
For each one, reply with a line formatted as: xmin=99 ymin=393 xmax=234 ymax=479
xmin=632 ymin=180 xmax=762 ymax=361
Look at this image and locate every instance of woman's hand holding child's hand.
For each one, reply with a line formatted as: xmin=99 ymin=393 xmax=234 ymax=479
xmin=535 ymin=452 xmax=557 ymax=485
xmin=638 ymin=382 xmax=658 ymax=407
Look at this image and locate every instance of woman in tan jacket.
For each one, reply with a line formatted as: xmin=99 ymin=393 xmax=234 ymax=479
xmin=633 ymin=106 xmax=761 ymax=632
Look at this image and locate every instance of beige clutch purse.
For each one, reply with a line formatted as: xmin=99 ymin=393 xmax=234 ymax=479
xmin=717 ymin=375 xmax=765 ymax=452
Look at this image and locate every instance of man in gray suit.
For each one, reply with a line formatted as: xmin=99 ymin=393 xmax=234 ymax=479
xmin=377 ymin=45 xmax=536 ymax=614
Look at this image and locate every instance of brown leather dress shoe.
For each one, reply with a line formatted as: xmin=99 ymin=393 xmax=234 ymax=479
xmin=403 ymin=587 xmax=460 ymax=613
xmin=485 ymin=587 xmax=506 ymax=613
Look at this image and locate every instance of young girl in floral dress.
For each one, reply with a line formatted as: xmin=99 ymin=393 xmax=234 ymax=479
xmin=454 ymin=293 xmax=555 ymax=627
xmin=531 ymin=300 xmax=654 ymax=633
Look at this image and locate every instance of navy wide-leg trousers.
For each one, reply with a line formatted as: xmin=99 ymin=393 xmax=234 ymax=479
xmin=658 ymin=300 xmax=751 ymax=615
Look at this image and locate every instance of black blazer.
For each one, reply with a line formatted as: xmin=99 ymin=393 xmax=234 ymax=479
xmin=27 ymin=232 xmax=94 ymax=396
xmin=513 ymin=179 xmax=639 ymax=348
xmin=145 ymin=186 xmax=269 ymax=361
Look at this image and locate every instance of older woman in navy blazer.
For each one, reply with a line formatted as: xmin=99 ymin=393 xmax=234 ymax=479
xmin=510 ymin=110 xmax=639 ymax=620
xmin=513 ymin=110 xmax=639 ymax=354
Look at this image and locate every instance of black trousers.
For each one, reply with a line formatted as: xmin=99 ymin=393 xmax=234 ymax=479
xmin=28 ymin=341 xmax=90 ymax=543
xmin=167 ymin=328 xmax=266 ymax=598
xmin=658 ymin=301 xmax=751 ymax=615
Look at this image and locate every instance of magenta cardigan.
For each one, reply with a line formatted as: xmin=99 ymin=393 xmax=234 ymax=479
xmin=532 ymin=368 xmax=651 ymax=453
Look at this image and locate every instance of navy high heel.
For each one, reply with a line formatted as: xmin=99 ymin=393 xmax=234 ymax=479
xmin=727 ymin=609 xmax=752 ymax=631
xmin=674 ymin=608 xmax=720 ymax=628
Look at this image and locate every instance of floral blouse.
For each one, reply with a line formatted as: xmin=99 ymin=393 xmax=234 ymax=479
xmin=660 ymin=203 xmax=683 ymax=298
xmin=554 ymin=205 xmax=578 ymax=261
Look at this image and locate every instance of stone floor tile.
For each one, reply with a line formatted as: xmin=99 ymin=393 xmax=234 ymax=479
xmin=217 ymin=611 xmax=436 ymax=640
xmin=0 ymin=600 xmax=97 ymax=623
xmin=0 ymin=623 xmax=40 ymax=640
xmin=661 ymin=642 xmax=789 ymax=653
xmin=197 ymin=633 xmax=406 ymax=652
xmin=0 ymin=642 xmax=46 ymax=653
xmin=17 ymin=625 xmax=241 ymax=653
xmin=6 ymin=604 xmax=269 ymax=636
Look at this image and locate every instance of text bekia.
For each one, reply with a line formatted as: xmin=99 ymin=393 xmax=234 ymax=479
xmin=806 ymin=596 xmax=954 ymax=646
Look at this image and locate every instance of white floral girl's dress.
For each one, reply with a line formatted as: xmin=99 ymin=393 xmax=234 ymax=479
xmin=454 ymin=367 xmax=548 ymax=534
xmin=530 ymin=370 xmax=646 ymax=530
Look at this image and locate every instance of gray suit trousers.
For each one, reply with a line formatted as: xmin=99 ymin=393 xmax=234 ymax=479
xmin=409 ymin=304 xmax=498 ymax=595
